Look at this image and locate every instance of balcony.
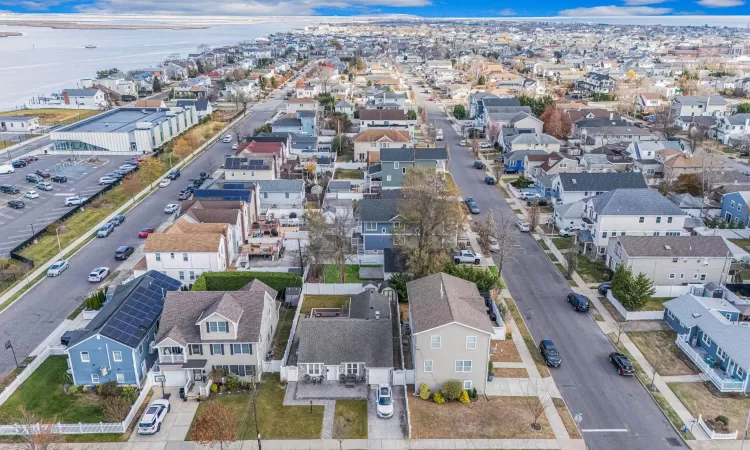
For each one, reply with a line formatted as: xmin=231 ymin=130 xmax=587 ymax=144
xmin=675 ymin=335 xmax=745 ymax=392
xmin=159 ymin=353 xmax=186 ymax=364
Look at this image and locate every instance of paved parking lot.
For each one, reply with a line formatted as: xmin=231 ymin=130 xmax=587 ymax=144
xmin=0 ymin=154 xmax=133 ymax=256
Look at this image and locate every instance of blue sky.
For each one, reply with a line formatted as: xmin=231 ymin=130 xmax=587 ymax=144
xmin=0 ymin=0 xmax=748 ymax=17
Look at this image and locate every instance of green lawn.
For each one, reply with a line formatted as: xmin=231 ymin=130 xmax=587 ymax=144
xmin=537 ymin=239 xmax=549 ymax=251
xmin=641 ymin=297 xmax=673 ymax=311
xmin=333 ymin=169 xmax=364 ymax=180
xmin=333 ymin=400 xmax=368 ymax=439
xmin=300 ymin=295 xmax=351 ymax=314
xmin=0 ymin=356 xmax=106 ymax=423
xmin=551 ymin=237 xmax=573 ymax=250
xmin=574 ymin=254 xmax=609 ymax=283
xmin=322 ymin=264 xmax=373 ymax=283
xmin=271 ymin=306 xmax=295 ymax=359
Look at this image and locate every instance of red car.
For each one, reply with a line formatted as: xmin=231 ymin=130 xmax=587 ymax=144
xmin=138 ymin=228 xmax=155 ymax=238
xmin=429 ymin=98 xmax=434 ymax=101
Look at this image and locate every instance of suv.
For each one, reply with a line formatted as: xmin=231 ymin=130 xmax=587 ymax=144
xmin=558 ymin=226 xmax=582 ymax=237
xmin=0 ymin=185 xmax=20 ymax=194
xmin=567 ymin=293 xmax=590 ymax=312
xmin=65 ymin=196 xmax=82 ymax=206
xmin=609 ymin=352 xmax=635 ymax=376
xmin=177 ymin=190 xmax=191 ymax=200
xmin=25 ymin=174 xmax=43 ymax=184
xmin=11 ymin=160 xmax=26 ymax=168
xmin=7 ymin=199 xmax=25 ymax=209
xmin=97 ymin=223 xmax=115 ymax=238
xmin=167 ymin=168 xmax=180 ymax=180
xmin=51 ymin=175 xmax=67 ymax=183
xmin=36 ymin=181 xmax=53 ymax=191
xmin=137 ymin=399 xmax=170 ymax=435
xmin=539 ymin=340 xmax=562 ymax=367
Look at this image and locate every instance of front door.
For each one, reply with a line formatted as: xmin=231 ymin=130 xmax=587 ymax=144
xmin=193 ymin=369 xmax=203 ymax=382
xmin=326 ymin=366 xmax=339 ymax=381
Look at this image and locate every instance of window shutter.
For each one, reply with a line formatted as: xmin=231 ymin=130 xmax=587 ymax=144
xmin=188 ymin=346 xmax=193 ymax=355
xmin=220 ymin=344 xmax=224 ymax=355
xmin=206 ymin=322 xmax=210 ymax=333
xmin=248 ymin=344 xmax=253 ymax=355
xmin=230 ymin=345 xmax=234 ymax=355
xmin=209 ymin=345 xmax=214 ymax=355
xmin=225 ymin=321 xmax=229 ymax=332
xmin=199 ymin=345 xmax=203 ymax=355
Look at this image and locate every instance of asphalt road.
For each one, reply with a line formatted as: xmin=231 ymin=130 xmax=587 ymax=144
xmin=403 ymin=73 xmax=685 ymax=450
xmin=0 ymin=92 xmax=286 ymax=375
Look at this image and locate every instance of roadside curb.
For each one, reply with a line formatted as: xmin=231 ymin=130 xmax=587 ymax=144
xmin=0 ymin=133 xmax=48 ymax=155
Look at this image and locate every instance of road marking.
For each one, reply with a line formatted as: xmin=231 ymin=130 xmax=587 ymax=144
xmin=4 ymin=237 xmax=28 ymax=244
xmin=581 ymin=429 xmax=629 ymax=433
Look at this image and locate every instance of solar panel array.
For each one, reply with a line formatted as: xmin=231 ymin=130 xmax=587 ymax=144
xmin=101 ymin=272 xmax=181 ymax=348
xmin=225 ymin=157 xmax=270 ymax=171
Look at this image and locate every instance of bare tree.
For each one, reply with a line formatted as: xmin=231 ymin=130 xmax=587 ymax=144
xmin=302 ymin=210 xmax=328 ymax=280
xmin=521 ymin=382 xmax=553 ymax=431
xmin=425 ymin=122 xmax=437 ymax=147
xmin=229 ymin=90 xmax=253 ymax=116
xmin=475 ymin=209 xmax=497 ymax=253
xmin=494 ymin=210 xmax=523 ymax=277
xmin=654 ymin=107 xmax=680 ymax=141
xmin=11 ymin=408 xmax=65 ymax=450
xmin=192 ymin=400 xmax=239 ymax=450
xmin=316 ymin=66 xmax=334 ymax=94
xmin=564 ymin=242 xmax=578 ymax=278
xmin=205 ymin=154 xmax=217 ymax=178
xmin=231 ymin=122 xmax=249 ymax=145
xmin=613 ymin=319 xmax=628 ymax=344
xmin=469 ymin=137 xmax=480 ymax=157
xmin=527 ymin=199 xmax=541 ymax=232
xmin=197 ymin=44 xmax=210 ymax=54
xmin=328 ymin=209 xmax=358 ymax=283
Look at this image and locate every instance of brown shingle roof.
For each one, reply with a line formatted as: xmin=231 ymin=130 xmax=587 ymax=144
xmin=359 ymin=109 xmax=407 ymax=121
xmin=144 ymin=233 xmax=223 ymax=253
xmin=352 ymin=129 xmax=410 ymax=143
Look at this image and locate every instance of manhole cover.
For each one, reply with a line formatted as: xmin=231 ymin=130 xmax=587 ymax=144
xmin=665 ymin=437 xmax=682 ymax=447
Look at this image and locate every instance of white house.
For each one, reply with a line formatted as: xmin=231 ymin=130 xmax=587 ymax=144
xmin=0 ymin=116 xmax=40 ymax=132
xmin=61 ymin=88 xmax=106 ymax=109
xmin=671 ymin=96 xmax=727 ymax=119
xmin=551 ymin=172 xmax=647 ymax=204
xmin=715 ymin=114 xmax=750 ymax=144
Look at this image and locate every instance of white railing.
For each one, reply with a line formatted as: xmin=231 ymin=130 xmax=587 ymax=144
xmin=675 ymin=336 xmax=745 ymax=393
xmin=198 ymin=379 xmax=213 ymax=396
xmin=159 ymin=354 xmax=186 ymax=364
xmin=698 ymin=415 xmax=738 ymax=440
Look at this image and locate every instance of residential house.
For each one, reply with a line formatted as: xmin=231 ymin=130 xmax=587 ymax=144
xmin=606 ymin=236 xmax=731 ymax=285
xmin=638 ymin=93 xmax=664 ymax=113
xmin=407 ymin=273 xmax=494 ymax=394
xmin=671 ymin=96 xmax=727 ymax=119
xmin=61 ymin=88 xmax=106 ymax=109
xmin=272 ymin=111 xmax=316 ymax=135
xmin=65 ymin=271 xmax=181 ymax=386
xmin=82 ymin=77 xmax=137 ymax=98
xmin=715 ymin=114 xmax=750 ymax=144
xmin=285 ymin=98 xmax=319 ymax=114
xmin=153 ymin=279 xmax=279 ymax=388
xmin=720 ymin=191 xmax=750 ymax=227
xmin=626 ymin=140 xmax=682 ymax=177
xmin=335 ymin=100 xmax=354 ymax=116
xmin=256 ymin=179 xmax=305 ymax=209
xmin=553 ymin=201 xmax=586 ymax=230
xmin=0 ymin=116 xmax=40 ymax=132
xmin=551 ymin=172 xmax=647 ymax=204
xmin=483 ymin=106 xmax=534 ymax=144
xmin=659 ymin=148 xmax=704 ymax=180
xmin=575 ymin=72 xmax=616 ymax=95
xmin=669 ymin=193 xmax=721 ymax=219
xmin=574 ymin=119 xmax=659 ymax=148
xmin=499 ymin=128 xmax=560 ymax=153
xmin=579 ymin=154 xmax=614 ymax=173
xmin=664 ymin=294 xmax=750 ymax=392
xmin=179 ymin=199 xmax=255 ymax=253
xmin=368 ymin=147 xmax=448 ymax=190
xmin=530 ymin=153 xmax=579 ymax=177
xmin=173 ymin=83 xmax=207 ymax=99
xmin=238 ymin=140 xmax=288 ymax=161
xmin=372 ymin=91 xmax=406 ymax=109
xmin=358 ymin=109 xmax=412 ymax=138
xmin=175 ymin=99 xmax=213 ymax=119
xmin=352 ymin=129 xmax=410 ymax=163
xmin=503 ymin=150 xmax=548 ymax=174
xmin=357 ymin=198 xmax=400 ymax=252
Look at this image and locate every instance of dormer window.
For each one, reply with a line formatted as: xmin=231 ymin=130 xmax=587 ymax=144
xmin=207 ymin=321 xmax=229 ymax=333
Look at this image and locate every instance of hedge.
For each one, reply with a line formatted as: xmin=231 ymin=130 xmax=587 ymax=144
xmin=191 ymin=272 xmax=303 ymax=294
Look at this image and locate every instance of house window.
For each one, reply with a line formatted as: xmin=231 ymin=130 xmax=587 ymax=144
xmin=179 ymin=271 xmax=185 ymax=281
xmin=455 ymin=360 xmax=472 ymax=372
xmin=155 ymin=253 xmax=161 ymax=261
xmin=463 ymin=380 xmax=472 ymax=390
xmin=666 ymin=309 xmax=674 ymax=320
xmin=667 ymin=217 xmax=673 ymax=224
xmin=739 ymin=204 xmax=743 ymax=212
xmin=430 ymin=336 xmax=441 ymax=349
xmin=208 ymin=321 xmax=229 ymax=333
xmin=700 ymin=273 xmax=707 ymax=281
xmin=183 ymin=253 xmax=188 ymax=261
xmin=394 ymin=162 xmax=399 ymax=169
xmin=602 ymin=232 xmax=607 ymax=238
xmin=717 ymin=347 xmax=727 ymax=360
xmin=116 ymin=373 xmax=125 ymax=383
xmin=81 ymin=352 xmax=90 ymax=363
xmin=345 ymin=363 xmax=359 ymax=375
xmin=231 ymin=343 xmax=252 ymax=354
xmin=673 ymin=258 xmax=678 ymax=263
xmin=424 ymin=360 xmax=433 ymax=372
xmin=189 ymin=344 xmax=203 ymax=355
xmin=307 ymin=364 xmax=322 ymax=376
xmin=112 ymin=351 xmax=122 ymax=362
xmin=656 ymin=217 xmax=662 ymax=224
xmin=738 ymin=367 xmax=745 ymax=378
xmin=680 ymin=274 xmax=685 ymax=279
xmin=91 ymin=374 xmax=99 ymax=384
xmin=381 ymin=228 xmax=387 ymax=234
xmin=190 ymin=271 xmax=196 ymax=281
xmin=669 ymin=273 xmax=675 ymax=279
xmin=639 ymin=217 xmax=644 ymax=223
xmin=402 ymin=168 xmax=406 ymax=174
xmin=466 ymin=336 xmax=477 ymax=350
xmin=211 ymin=344 xmax=224 ymax=355
xmin=170 ymin=253 xmax=175 ymax=260
xmin=702 ymin=333 xmax=712 ymax=346
xmin=386 ymin=175 xmax=391 ymax=182
xmin=366 ymin=222 xmax=377 ymax=231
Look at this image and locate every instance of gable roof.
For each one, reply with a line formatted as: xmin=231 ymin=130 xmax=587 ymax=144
xmin=380 ymin=147 xmax=448 ymax=162
xmin=359 ymin=109 xmax=408 ymax=121
xmin=407 ymin=272 xmax=494 ymax=335
xmin=63 ymin=88 xmax=100 ymax=97
xmin=144 ymin=232 xmax=223 ymax=253
xmin=352 ymin=129 xmax=411 ymax=143
xmin=556 ymin=172 xmax=646 ymax=192
xmin=296 ymin=318 xmax=393 ymax=367
xmin=256 ymin=179 xmax=303 ymax=193
xmin=589 ymin=188 xmax=685 ymax=216
xmin=358 ymin=198 xmax=399 ymax=222
xmin=615 ymin=235 xmax=729 ymax=258
xmin=350 ymin=290 xmax=390 ymax=320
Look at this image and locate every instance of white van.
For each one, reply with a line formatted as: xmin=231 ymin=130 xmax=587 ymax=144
xmin=0 ymin=164 xmax=15 ymax=175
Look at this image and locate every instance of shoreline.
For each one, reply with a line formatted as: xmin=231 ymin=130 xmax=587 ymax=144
xmin=0 ymin=31 xmax=22 ymax=37
xmin=0 ymin=20 xmax=207 ymax=30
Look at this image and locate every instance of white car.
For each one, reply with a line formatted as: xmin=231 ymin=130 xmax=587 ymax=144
xmin=158 ymin=179 xmax=171 ymax=188
xmin=98 ymin=176 xmax=117 ymax=185
xmin=489 ymin=237 xmax=500 ymax=252
xmin=164 ymin=204 xmax=179 ymax=214
xmin=222 ymin=135 xmax=232 ymax=143
xmin=65 ymin=196 xmax=82 ymax=206
xmin=231 ymin=143 xmax=238 ymax=150
xmin=480 ymin=142 xmax=492 ymax=149
xmin=88 ymin=267 xmax=110 ymax=282
xmin=516 ymin=220 xmax=530 ymax=232
xmin=47 ymin=259 xmax=69 ymax=277
xmin=376 ymin=384 xmax=394 ymax=419
xmin=137 ymin=399 xmax=170 ymax=435
xmin=460 ymin=140 xmax=467 ymax=146
xmin=24 ymin=190 xmax=39 ymax=199
xmin=559 ymin=226 xmax=582 ymax=237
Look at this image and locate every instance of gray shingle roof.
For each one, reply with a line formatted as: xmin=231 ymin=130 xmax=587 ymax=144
xmin=726 ymin=114 xmax=750 ymax=125
xmin=358 ymin=198 xmax=399 ymax=222
xmin=273 ymin=118 xmax=302 ymax=127
xmin=673 ymin=95 xmax=727 ymax=106
xmin=589 ymin=188 xmax=686 ymax=216
xmin=407 ymin=272 xmax=494 ymax=335
xmin=380 ymin=147 xmax=448 ymax=162
xmin=256 ymin=179 xmax=304 ymax=193
xmin=615 ymin=236 xmax=729 ymax=257
xmin=349 ymin=290 xmax=390 ymax=320
xmin=557 ymin=172 xmax=646 ymax=192
xmin=296 ymin=318 xmax=393 ymax=367
xmin=63 ymin=88 xmax=100 ymax=97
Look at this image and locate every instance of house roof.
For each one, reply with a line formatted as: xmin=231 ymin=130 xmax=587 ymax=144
xmin=256 ymin=179 xmax=304 ymax=193
xmin=296 ymin=317 xmax=393 ymax=367
xmin=615 ymin=235 xmax=730 ymax=258
xmin=63 ymin=88 xmax=99 ymax=97
xmin=349 ymin=290 xmax=390 ymax=320
xmin=664 ymin=294 xmax=750 ymax=370
xmin=589 ymin=188 xmax=686 ymax=216
xmin=175 ymin=99 xmax=210 ymax=112
xmin=673 ymin=95 xmax=727 ymax=106
xmin=156 ymin=279 xmax=277 ymax=346
xmin=144 ymin=231 xmax=223 ymax=253
xmin=352 ymin=129 xmax=410 ymax=143
xmin=406 ymin=272 xmax=494 ymax=335
xmin=359 ymin=109 xmax=407 ymax=121
xmin=358 ymin=198 xmax=399 ymax=222
xmin=556 ymin=172 xmax=646 ymax=192
xmin=273 ymin=118 xmax=302 ymax=127
xmin=380 ymin=147 xmax=448 ymax=162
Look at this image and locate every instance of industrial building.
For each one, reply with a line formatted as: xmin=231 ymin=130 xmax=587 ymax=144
xmin=50 ymin=106 xmax=198 ymax=154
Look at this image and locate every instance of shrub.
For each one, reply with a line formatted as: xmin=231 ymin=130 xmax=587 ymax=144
xmin=121 ymin=386 xmax=138 ymax=404
xmin=715 ymin=415 xmax=729 ymax=426
xmin=98 ymin=380 xmax=121 ymax=397
xmin=458 ymin=390 xmax=471 ymax=404
xmin=193 ymin=271 xmax=302 ymax=292
xmin=226 ymin=373 xmax=240 ymax=391
xmin=67 ymin=384 xmax=80 ymax=394
xmin=432 ymin=391 xmax=445 ymax=404
xmin=419 ymin=383 xmax=430 ymax=400
xmin=470 ymin=387 xmax=478 ymax=400
xmin=84 ymin=290 xmax=106 ymax=310
xmin=441 ymin=380 xmax=463 ymax=401
xmin=488 ymin=361 xmax=494 ymax=374
xmin=103 ymin=396 xmax=130 ymax=422
xmin=210 ymin=383 xmax=218 ymax=394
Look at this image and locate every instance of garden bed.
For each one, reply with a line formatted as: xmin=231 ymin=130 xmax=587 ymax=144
xmin=490 ymin=340 xmax=522 ymax=363
xmin=493 ymin=368 xmax=528 ymax=378
xmin=270 ymin=305 xmax=295 ymax=358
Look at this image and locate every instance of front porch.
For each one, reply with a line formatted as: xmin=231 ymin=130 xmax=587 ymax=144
xmin=294 ymin=381 xmax=369 ymax=400
xmin=675 ymin=335 xmax=746 ymax=393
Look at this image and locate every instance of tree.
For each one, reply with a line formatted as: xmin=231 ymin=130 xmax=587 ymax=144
xmin=564 ymin=241 xmax=578 ymax=279
xmin=477 ymin=75 xmax=486 ymax=85
xmin=229 ymin=89 xmax=252 ymax=117
xmin=554 ymin=51 xmax=563 ymax=64
xmin=518 ymin=94 xmax=555 ymax=116
xmin=328 ymin=113 xmax=351 ymax=134
xmin=527 ymin=199 xmax=541 ymax=232
xmin=674 ymin=173 xmax=702 ymax=197
xmin=122 ymin=172 xmax=142 ymax=203
xmin=258 ymin=77 xmax=268 ymax=91
xmin=475 ymin=210 xmax=497 ymax=254
xmin=654 ymin=108 xmax=680 ymax=141
xmin=172 ymin=137 xmax=193 ymax=160
xmin=138 ymin=158 xmax=164 ymax=188
xmin=252 ymin=123 xmax=272 ymax=136
xmin=152 ymin=78 xmax=162 ymax=93
xmin=204 ymin=154 xmax=217 ymax=179
xmin=10 ymin=408 xmax=64 ymax=450
xmin=231 ymin=122 xmax=249 ymax=145
xmin=610 ymin=265 xmax=654 ymax=311
xmin=316 ymin=66 xmax=334 ymax=94
xmin=425 ymin=122 xmax=438 ymax=147
xmin=407 ymin=109 xmax=417 ymax=121
xmin=397 ymin=169 xmax=464 ymax=277
xmin=736 ymin=103 xmax=750 ymax=114
xmin=192 ymin=400 xmax=239 ymax=450
xmin=493 ymin=211 xmax=523 ymax=277
xmin=305 ymin=209 xmax=357 ymax=283
xmin=521 ymin=382 xmax=553 ymax=431
xmin=302 ymin=210 xmax=328 ymax=279
xmin=539 ymin=106 xmax=572 ymax=139
xmin=103 ymin=397 xmax=130 ymax=422
xmin=453 ymin=104 xmax=467 ymax=120
xmin=270 ymin=76 xmax=278 ymax=88
xmin=197 ymin=44 xmax=210 ymax=53
xmin=304 ymin=160 xmax=317 ymax=178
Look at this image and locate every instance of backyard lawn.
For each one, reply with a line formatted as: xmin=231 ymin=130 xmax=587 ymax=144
xmin=333 ymin=169 xmax=364 ymax=180
xmin=0 ymin=356 xmax=106 ymax=423
xmin=490 ymin=340 xmax=522 ymax=363
xmin=628 ymin=331 xmax=698 ymax=376
xmin=270 ymin=306 xmax=295 ymax=358
xmin=322 ymin=264 xmax=377 ymax=283
xmin=641 ymin=297 xmax=673 ymax=311
xmin=300 ymin=295 xmax=351 ymax=314
xmin=333 ymin=400 xmax=368 ymax=439
xmin=669 ymin=382 xmax=750 ymax=435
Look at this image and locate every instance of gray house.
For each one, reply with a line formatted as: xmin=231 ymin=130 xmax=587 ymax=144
xmin=256 ymin=179 xmax=305 ymax=209
xmin=407 ymin=273 xmax=494 ymax=394
xmin=368 ymin=147 xmax=448 ymax=190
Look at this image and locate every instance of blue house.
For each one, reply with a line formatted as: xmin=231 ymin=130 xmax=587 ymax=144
xmin=663 ymin=294 xmax=750 ymax=393
xmin=503 ymin=150 xmax=547 ymax=174
xmin=65 ymin=271 xmax=181 ymax=386
xmin=271 ymin=111 xmax=316 ymax=135
xmin=720 ymin=192 xmax=750 ymax=228
xmin=357 ymin=198 xmax=400 ymax=251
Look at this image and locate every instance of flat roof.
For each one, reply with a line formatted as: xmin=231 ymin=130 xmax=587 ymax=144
xmin=59 ymin=107 xmax=181 ymax=134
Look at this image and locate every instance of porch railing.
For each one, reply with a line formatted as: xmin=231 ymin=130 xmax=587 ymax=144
xmin=675 ymin=335 xmax=744 ymax=392
xmin=159 ymin=353 xmax=186 ymax=364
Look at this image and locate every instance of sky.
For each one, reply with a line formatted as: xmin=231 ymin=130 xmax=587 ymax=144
xmin=0 ymin=0 xmax=749 ymax=18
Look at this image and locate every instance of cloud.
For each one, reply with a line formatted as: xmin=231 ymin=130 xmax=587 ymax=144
xmin=558 ymin=5 xmax=672 ymax=15
xmin=696 ymin=0 xmax=744 ymax=7
xmin=624 ymin=0 xmax=668 ymax=4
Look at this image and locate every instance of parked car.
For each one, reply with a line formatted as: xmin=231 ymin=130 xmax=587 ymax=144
xmin=460 ymin=140 xmax=467 ymax=146
xmin=65 ymin=196 xmax=82 ymax=206
xmin=468 ymin=201 xmax=480 ymax=214
xmin=177 ymin=190 xmax=191 ymax=200
xmin=191 ymin=178 xmax=203 ymax=188
xmin=109 ymin=215 xmax=125 ymax=226
xmin=516 ymin=220 xmax=530 ymax=232
xmin=464 ymin=197 xmax=474 ymax=205
xmin=99 ymin=176 xmax=117 ymax=185
xmin=7 ymin=199 xmax=24 ymax=209
xmin=24 ymin=190 xmax=39 ymax=199
xmin=0 ymin=184 xmax=20 ymax=194
xmin=480 ymin=142 xmax=492 ymax=149
xmin=598 ymin=282 xmax=611 ymax=295
xmin=184 ymin=184 xmax=195 ymax=193
xmin=159 ymin=179 xmax=171 ymax=188
xmin=489 ymin=237 xmax=500 ymax=252
xmin=137 ymin=399 xmax=170 ymax=435
xmin=164 ymin=204 xmax=179 ymax=214
xmin=453 ymin=249 xmax=482 ymax=265
xmin=23 ymin=155 xmax=38 ymax=162
xmin=520 ymin=191 xmax=541 ymax=201
xmin=567 ymin=293 xmax=590 ymax=312
xmin=527 ymin=198 xmax=549 ymax=207
xmin=376 ymin=384 xmax=394 ymax=419
xmin=199 ymin=172 xmax=208 ymax=180
xmin=97 ymin=223 xmax=115 ymax=238
xmin=25 ymin=174 xmax=43 ymax=184
xmin=539 ymin=339 xmax=562 ymax=367
xmin=222 ymin=135 xmax=232 ymax=143
xmin=167 ymin=168 xmax=180 ymax=180
xmin=609 ymin=352 xmax=635 ymax=376
xmin=231 ymin=143 xmax=238 ymax=151
xmin=47 ymin=259 xmax=69 ymax=277
xmin=51 ymin=175 xmax=68 ymax=183
xmin=114 ymin=246 xmax=135 ymax=260
xmin=473 ymin=160 xmax=484 ymax=169
xmin=11 ymin=160 xmax=26 ymax=168
xmin=485 ymin=176 xmax=495 ymax=185
xmin=88 ymin=267 xmax=110 ymax=282
xmin=138 ymin=228 xmax=155 ymax=238
xmin=35 ymin=170 xmax=51 ymax=179
xmin=36 ymin=181 xmax=53 ymax=191
xmin=558 ymin=226 xmax=581 ymax=237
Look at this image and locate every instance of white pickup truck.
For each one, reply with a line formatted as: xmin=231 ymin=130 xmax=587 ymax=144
xmin=453 ymin=250 xmax=482 ymax=265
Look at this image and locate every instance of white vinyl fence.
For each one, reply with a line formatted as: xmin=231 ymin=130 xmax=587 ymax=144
xmin=698 ymin=415 xmax=738 ymax=440
xmin=0 ymin=346 xmax=65 ymax=405
xmin=606 ymin=290 xmax=665 ymax=321
xmin=303 ymin=283 xmax=366 ymax=295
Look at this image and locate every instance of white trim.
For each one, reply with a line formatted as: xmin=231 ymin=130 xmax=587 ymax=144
xmin=424 ymin=360 xmax=433 ymax=372
xmin=91 ymin=374 xmax=99 ymax=384
xmin=430 ymin=335 xmax=441 ymax=349
xmin=413 ymin=321 xmax=494 ymax=336
xmin=463 ymin=380 xmax=472 ymax=390
xmin=80 ymin=351 xmax=90 ymax=363
xmin=132 ymin=349 xmax=140 ymax=386
xmin=466 ymin=336 xmax=477 ymax=350
xmin=454 ymin=360 xmax=472 ymax=372
xmin=195 ymin=312 xmax=234 ymax=326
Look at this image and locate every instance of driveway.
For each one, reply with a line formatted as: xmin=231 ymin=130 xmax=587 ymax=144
xmin=401 ymin=66 xmax=686 ymax=450
xmin=368 ymin=385 xmax=405 ymax=439
xmin=129 ymin=387 xmax=199 ymax=443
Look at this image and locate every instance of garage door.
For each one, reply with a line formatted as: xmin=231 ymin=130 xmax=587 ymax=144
xmin=164 ymin=369 xmax=187 ymax=387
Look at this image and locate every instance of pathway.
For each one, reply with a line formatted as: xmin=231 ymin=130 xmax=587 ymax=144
xmin=283 ymin=381 xmax=335 ymax=439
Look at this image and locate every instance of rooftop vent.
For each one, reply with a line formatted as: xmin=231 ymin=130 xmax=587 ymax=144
xmin=572 ymin=178 xmax=577 ymax=184
xmin=692 ymin=312 xmax=701 ymax=318
xmin=664 ymin=245 xmax=672 ymax=250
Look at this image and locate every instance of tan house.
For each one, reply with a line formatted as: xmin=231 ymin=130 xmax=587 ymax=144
xmin=659 ymin=148 xmax=704 ymax=179
xmin=285 ymin=97 xmax=319 ymax=114
xmin=352 ymin=129 xmax=411 ymax=163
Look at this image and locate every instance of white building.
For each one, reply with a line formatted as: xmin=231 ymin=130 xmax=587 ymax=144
xmin=0 ymin=116 xmax=40 ymax=132
xmin=61 ymin=88 xmax=107 ymax=109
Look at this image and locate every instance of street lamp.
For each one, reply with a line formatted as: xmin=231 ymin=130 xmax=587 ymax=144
xmin=56 ymin=225 xmax=69 ymax=260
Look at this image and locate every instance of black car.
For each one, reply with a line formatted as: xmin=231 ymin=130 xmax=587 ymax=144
xmin=114 ymin=245 xmax=135 ymax=260
xmin=609 ymin=352 xmax=635 ymax=375
xmin=51 ymin=175 xmax=68 ymax=183
xmin=0 ymin=184 xmax=20 ymax=194
xmin=184 ymin=184 xmax=195 ymax=193
xmin=567 ymin=293 xmax=590 ymax=312
xmin=167 ymin=168 xmax=180 ymax=180
xmin=199 ymin=171 xmax=208 ymax=180
xmin=11 ymin=160 xmax=26 ymax=168
xmin=539 ymin=339 xmax=562 ymax=367
xmin=177 ymin=190 xmax=191 ymax=200
xmin=109 ymin=215 xmax=126 ymax=226
xmin=527 ymin=198 xmax=549 ymax=207
xmin=7 ymin=199 xmax=25 ymax=209
xmin=598 ymin=282 xmax=611 ymax=295
xmin=25 ymin=174 xmax=43 ymax=184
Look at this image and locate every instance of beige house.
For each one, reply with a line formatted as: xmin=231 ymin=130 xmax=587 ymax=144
xmin=153 ymin=280 xmax=279 ymax=392
xmin=352 ymin=129 xmax=411 ymax=163
xmin=285 ymin=97 xmax=319 ymax=114
xmin=407 ymin=273 xmax=494 ymax=395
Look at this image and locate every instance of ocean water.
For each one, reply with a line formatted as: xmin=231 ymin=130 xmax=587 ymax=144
xmin=0 ymin=22 xmax=303 ymax=111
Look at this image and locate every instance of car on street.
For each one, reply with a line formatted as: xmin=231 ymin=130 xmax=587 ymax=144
xmin=65 ymin=196 xmax=82 ymax=206
xmin=467 ymin=201 xmax=480 ymax=214
xmin=558 ymin=226 xmax=582 ymax=237
xmin=88 ymin=267 xmax=110 ymax=282
xmin=114 ymin=245 xmax=135 ymax=260
xmin=516 ymin=220 xmax=530 ymax=232
xmin=35 ymin=170 xmax=51 ymax=179
xmin=429 ymin=97 xmax=434 ymax=101
xmin=485 ymin=176 xmax=495 ymax=185
xmin=138 ymin=227 xmax=155 ymax=238
xmin=109 ymin=215 xmax=126 ymax=226
xmin=36 ymin=181 xmax=53 ymax=191
xmin=473 ymin=160 xmax=484 ymax=169
xmin=99 ymin=176 xmax=117 ymax=185
xmin=164 ymin=204 xmax=179 ymax=214
xmin=47 ymin=259 xmax=69 ymax=277
xmin=24 ymin=190 xmax=39 ymax=199
xmin=453 ymin=249 xmax=482 ymax=265
xmin=7 ymin=199 xmax=25 ymax=209
xmin=283 ymin=96 xmax=289 ymax=100
xmin=231 ymin=143 xmax=238 ymax=150
xmin=167 ymin=168 xmax=180 ymax=180
xmin=137 ymin=399 xmax=170 ymax=435
xmin=97 ymin=223 xmax=115 ymax=238
xmin=177 ymin=190 xmax=191 ymax=200
xmin=489 ymin=237 xmax=500 ymax=252
xmin=460 ymin=140 xmax=467 ymax=146
xmin=222 ymin=135 xmax=232 ymax=143
xmin=376 ymin=384 xmax=394 ymax=419
xmin=567 ymin=293 xmax=590 ymax=312
xmin=0 ymin=184 xmax=20 ymax=194
xmin=539 ymin=339 xmax=562 ymax=367
xmin=464 ymin=197 xmax=474 ymax=205
xmin=480 ymin=142 xmax=492 ymax=149
xmin=158 ymin=179 xmax=170 ymax=188
xmin=0 ymin=164 xmax=14 ymax=175
xmin=51 ymin=175 xmax=67 ymax=183
xmin=598 ymin=282 xmax=611 ymax=295
xmin=184 ymin=184 xmax=195 ymax=193
xmin=609 ymin=352 xmax=635 ymax=376
xmin=25 ymin=174 xmax=43 ymax=184
xmin=11 ymin=160 xmax=26 ymax=168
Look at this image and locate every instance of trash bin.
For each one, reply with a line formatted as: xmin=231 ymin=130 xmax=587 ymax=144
xmin=179 ymin=387 xmax=185 ymax=400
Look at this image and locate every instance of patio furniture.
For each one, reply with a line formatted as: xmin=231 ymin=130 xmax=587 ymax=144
xmin=345 ymin=374 xmax=356 ymax=388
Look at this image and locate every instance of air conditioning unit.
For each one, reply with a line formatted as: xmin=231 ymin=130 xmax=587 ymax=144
xmin=148 ymin=341 xmax=156 ymax=354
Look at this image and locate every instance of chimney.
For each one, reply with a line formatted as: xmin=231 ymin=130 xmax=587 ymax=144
xmin=63 ymin=91 xmax=70 ymax=105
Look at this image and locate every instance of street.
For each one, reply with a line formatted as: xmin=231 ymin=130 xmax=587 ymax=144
xmin=405 ymin=74 xmax=685 ymax=449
